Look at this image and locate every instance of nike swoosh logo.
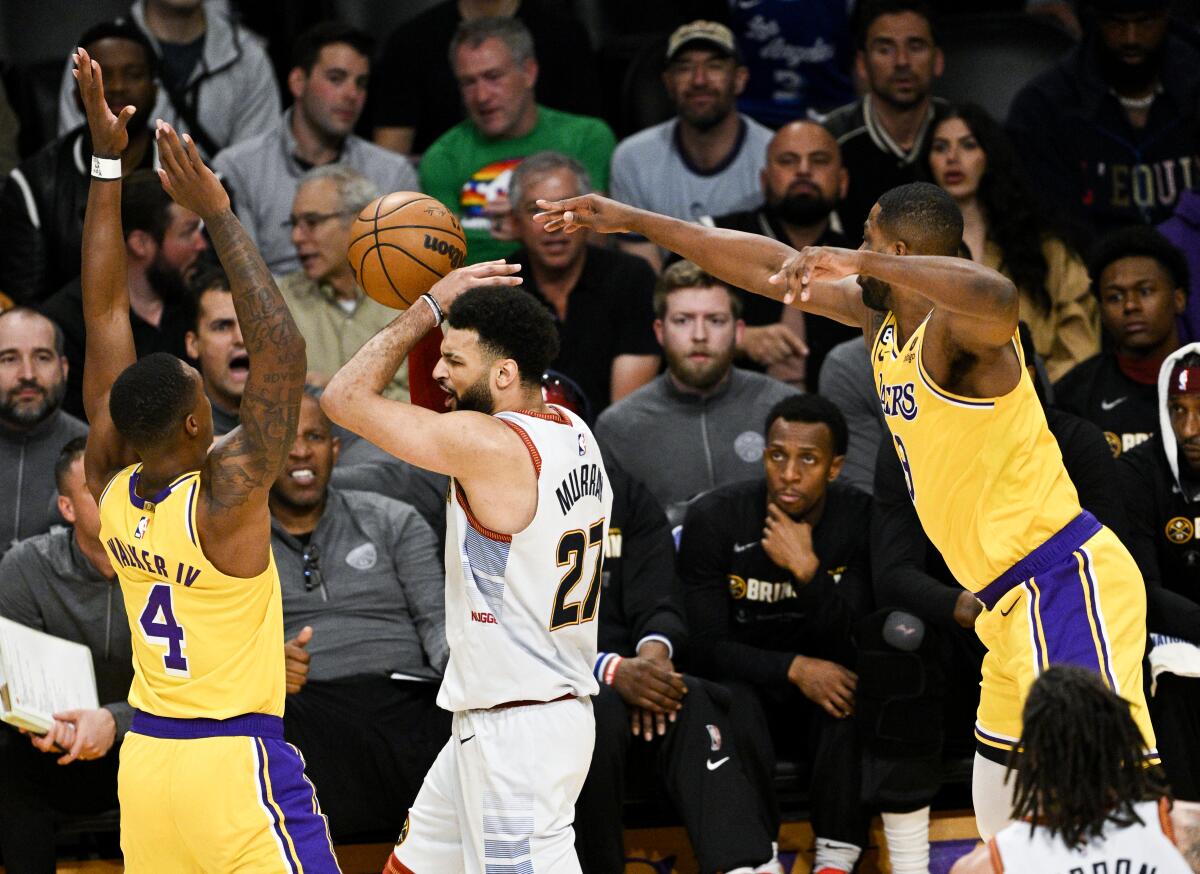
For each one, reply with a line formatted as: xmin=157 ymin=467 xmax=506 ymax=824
xmin=732 ymin=541 xmax=758 ymax=553
xmin=1000 ymin=596 xmax=1022 ymax=618
xmin=1101 ymin=397 xmax=1128 ymax=411
xmin=706 ymin=756 xmax=730 ymax=771
xmin=459 ymin=735 xmax=475 ymax=745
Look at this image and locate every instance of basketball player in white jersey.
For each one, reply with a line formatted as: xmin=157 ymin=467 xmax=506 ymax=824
xmin=952 ymin=666 xmax=1194 ymax=873
xmin=322 ymin=263 xmax=612 ymax=874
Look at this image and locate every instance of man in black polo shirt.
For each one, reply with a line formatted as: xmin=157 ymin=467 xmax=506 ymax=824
xmin=679 ymin=394 xmax=872 ymax=874
xmin=507 ymin=151 xmax=660 ymax=419
xmin=705 ymin=120 xmax=860 ymax=389
xmin=1117 ymin=343 xmax=1200 ymax=802
xmin=820 ymin=0 xmax=943 ymax=240
xmin=1054 ymin=226 xmax=1188 ymax=457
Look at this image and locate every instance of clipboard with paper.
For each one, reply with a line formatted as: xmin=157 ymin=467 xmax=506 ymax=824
xmin=0 ymin=616 xmax=99 ymax=735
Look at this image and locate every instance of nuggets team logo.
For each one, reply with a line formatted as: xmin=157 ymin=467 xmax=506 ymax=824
xmin=134 ymin=516 xmax=149 ymax=539
xmin=728 ymin=574 xmax=747 ymax=599
xmin=578 ymin=432 xmax=587 ymax=456
xmin=1104 ymin=431 xmax=1122 ymax=457
xmin=828 ymin=565 xmax=846 ymax=583
xmin=1166 ymin=517 xmax=1194 ymax=544
xmin=734 ymin=431 xmax=765 ymax=463
xmin=705 ymin=724 xmax=722 ymax=752
xmin=395 ymin=813 xmax=410 ymax=848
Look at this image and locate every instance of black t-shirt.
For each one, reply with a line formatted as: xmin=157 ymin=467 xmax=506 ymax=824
xmin=158 ymin=34 xmax=206 ymax=96
xmin=508 ymin=246 xmax=659 ymax=418
xmin=677 ymin=477 xmax=873 ymax=687
xmin=373 ymin=0 xmax=602 ymax=154
xmin=1053 ymin=353 xmax=1160 ymax=457
xmin=39 ymin=278 xmax=191 ymax=420
xmin=704 ymin=210 xmax=860 ymax=387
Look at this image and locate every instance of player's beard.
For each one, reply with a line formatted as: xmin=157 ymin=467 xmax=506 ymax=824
xmin=858 ymin=275 xmax=892 ymax=312
xmin=453 ymin=375 xmax=496 ymax=415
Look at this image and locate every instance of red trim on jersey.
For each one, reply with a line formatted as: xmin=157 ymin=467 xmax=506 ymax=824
xmin=384 ymin=853 xmax=416 ymax=874
xmin=1160 ymin=796 xmax=1178 ymax=846
xmin=515 ymin=405 xmax=572 ymax=425
xmin=454 ymin=483 xmax=512 ymax=543
xmin=988 ymin=838 xmax=1004 ymax=873
xmin=501 ymin=419 xmax=542 ymax=477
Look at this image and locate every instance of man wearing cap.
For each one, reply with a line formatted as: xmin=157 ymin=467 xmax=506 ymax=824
xmin=1117 ymin=343 xmax=1200 ymax=805
xmin=610 ymin=20 xmax=774 ymax=270
xmin=1007 ymin=0 xmax=1200 ymax=241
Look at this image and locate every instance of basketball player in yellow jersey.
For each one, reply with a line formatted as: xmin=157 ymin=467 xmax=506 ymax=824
xmin=72 ymin=49 xmax=339 ymax=872
xmin=535 ymin=182 xmax=1158 ymax=841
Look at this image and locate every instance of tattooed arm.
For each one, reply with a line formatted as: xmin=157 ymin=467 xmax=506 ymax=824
xmin=155 ymin=121 xmax=306 ymax=577
xmin=73 ymin=49 xmax=140 ymax=499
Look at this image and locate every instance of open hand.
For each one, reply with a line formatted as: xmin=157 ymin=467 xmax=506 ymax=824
xmin=740 ymin=323 xmax=809 ymax=367
xmin=155 ymin=120 xmax=231 ymax=219
xmin=534 ymin=194 xmax=638 ymax=235
xmin=769 ymin=246 xmax=862 ymax=305
xmin=426 ymin=260 xmax=521 ymax=313
xmin=72 ymin=46 xmax=134 ymax=159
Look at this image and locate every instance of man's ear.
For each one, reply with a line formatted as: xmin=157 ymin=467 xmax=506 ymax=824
xmin=287 ymin=67 xmax=307 ymax=102
xmin=495 ymin=358 xmax=520 ymax=391
xmin=126 ymin=229 xmax=157 ymax=262
xmin=185 ymin=330 xmax=199 ymax=360
xmin=828 ymin=454 xmax=845 ymax=482
xmin=58 ymin=493 xmax=76 ymax=525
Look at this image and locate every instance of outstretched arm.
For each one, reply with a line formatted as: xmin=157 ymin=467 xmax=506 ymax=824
xmin=154 ymin=122 xmax=306 ymax=576
xmin=73 ymin=48 xmax=140 ymax=500
xmin=535 ymin=194 xmax=870 ymax=329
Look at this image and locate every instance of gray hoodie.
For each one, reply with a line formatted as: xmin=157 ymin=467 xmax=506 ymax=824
xmin=0 ymin=409 xmax=88 ymax=556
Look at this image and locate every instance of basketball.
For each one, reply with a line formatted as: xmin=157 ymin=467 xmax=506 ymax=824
xmin=346 ymin=191 xmax=468 ymax=309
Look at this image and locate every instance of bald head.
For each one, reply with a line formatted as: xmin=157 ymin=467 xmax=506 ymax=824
xmin=762 ymin=121 xmax=847 ymax=226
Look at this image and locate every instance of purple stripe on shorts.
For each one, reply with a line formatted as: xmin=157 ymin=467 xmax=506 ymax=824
xmin=1078 ymin=548 xmax=1118 ymax=692
xmin=1029 ymin=550 xmax=1109 ymax=679
xmin=132 ymin=710 xmax=283 ymax=739
xmin=977 ymin=511 xmax=1101 ymax=609
xmin=255 ymin=738 xmax=300 ymax=874
xmin=1026 ymin=581 xmax=1047 ymax=673
xmin=261 ymin=738 xmax=341 ymax=873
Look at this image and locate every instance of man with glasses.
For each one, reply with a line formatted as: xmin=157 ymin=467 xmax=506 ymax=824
xmin=271 ymin=387 xmax=449 ymax=839
xmin=212 ymin=22 xmax=416 ymax=275
xmin=279 ymin=164 xmax=412 ymax=399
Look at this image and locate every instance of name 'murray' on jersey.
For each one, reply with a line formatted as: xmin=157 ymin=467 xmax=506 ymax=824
xmin=555 ymin=463 xmax=605 ymax=515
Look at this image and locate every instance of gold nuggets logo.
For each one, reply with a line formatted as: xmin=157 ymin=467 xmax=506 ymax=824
xmin=728 ymin=575 xmax=747 ymax=599
xmin=1104 ymin=431 xmax=1122 ymax=457
xmin=395 ymin=813 xmax=410 ymax=848
xmin=1166 ymin=517 xmax=1194 ymax=544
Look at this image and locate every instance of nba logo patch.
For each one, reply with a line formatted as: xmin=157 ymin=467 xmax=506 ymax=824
xmin=705 ymin=724 xmax=722 ymax=752
xmin=134 ymin=516 xmax=149 ymax=539
xmin=578 ymin=432 xmax=587 ymax=456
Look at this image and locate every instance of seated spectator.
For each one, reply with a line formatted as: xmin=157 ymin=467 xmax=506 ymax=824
xmin=1054 ymin=226 xmax=1188 ymax=457
xmin=213 ymin=23 xmax=417 ymax=276
xmin=576 ymin=456 xmax=777 ymax=874
xmin=419 ymin=17 xmax=615 ymax=266
xmin=40 ymin=169 xmax=203 ymax=419
xmin=279 ymin=165 xmax=409 ymax=400
xmin=271 ymin=389 xmax=449 ymax=839
xmin=57 ymin=0 xmax=279 ymax=158
xmin=182 ymin=264 xmax=243 ymax=436
xmin=926 ymin=104 xmax=1099 ymax=381
xmin=0 ymin=308 xmax=88 ymax=556
xmin=595 ymin=261 xmax=798 ymax=523
xmin=0 ymin=438 xmax=131 ymax=872
xmin=506 ymin=152 xmax=659 ymax=416
xmin=818 ymin=338 xmax=885 ymax=495
xmin=705 ymin=120 xmax=859 ymax=388
xmin=1006 ymin=0 xmax=1200 ymax=242
xmin=821 ymin=0 xmax=944 ymax=240
xmin=0 ymin=20 xmax=159 ymax=304
xmin=373 ymin=0 xmax=601 ymax=156
xmin=611 ymin=21 xmax=773 ymax=269
xmin=729 ymin=0 xmax=856 ymax=126
xmin=1117 ymin=343 xmax=1200 ymax=802
xmin=678 ymin=395 xmax=873 ymax=874
xmin=1159 ymin=189 xmax=1200 ymax=343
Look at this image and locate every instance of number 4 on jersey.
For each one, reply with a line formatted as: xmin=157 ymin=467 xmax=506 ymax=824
xmin=138 ymin=584 xmax=190 ymax=676
xmin=550 ymin=518 xmax=605 ymax=631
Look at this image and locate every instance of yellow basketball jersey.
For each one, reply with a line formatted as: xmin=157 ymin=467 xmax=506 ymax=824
xmin=873 ymin=313 xmax=1083 ymax=590
xmin=97 ymin=464 xmax=285 ymax=719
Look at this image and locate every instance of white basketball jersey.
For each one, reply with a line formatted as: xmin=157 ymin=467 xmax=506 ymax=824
xmin=438 ymin=405 xmax=612 ymax=712
xmin=991 ymin=799 xmax=1191 ymax=873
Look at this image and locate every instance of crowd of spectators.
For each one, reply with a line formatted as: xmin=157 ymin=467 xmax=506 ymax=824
xmin=1 ymin=0 xmax=1199 ymax=872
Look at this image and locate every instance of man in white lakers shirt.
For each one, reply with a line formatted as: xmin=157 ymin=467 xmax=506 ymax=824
xmin=322 ymin=266 xmax=611 ymax=873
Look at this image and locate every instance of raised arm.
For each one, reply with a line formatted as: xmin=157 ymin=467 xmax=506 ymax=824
xmin=73 ymin=48 xmax=140 ymax=499
xmin=153 ymin=122 xmax=306 ymax=575
xmin=534 ymin=194 xmax=870 ymax=329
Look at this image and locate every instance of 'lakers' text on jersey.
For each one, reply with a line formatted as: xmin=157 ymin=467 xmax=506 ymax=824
xmin=439 ymin=405 xmax=613 ymax=712
xmin=97 ymin=465 xmax=285 ymax=719
xmin=873 ymin=315 xmax=1083 ymax=589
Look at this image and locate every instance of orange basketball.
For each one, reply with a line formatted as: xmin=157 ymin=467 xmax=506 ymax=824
xmin=346 ymin=191 xmax=468 ymax=309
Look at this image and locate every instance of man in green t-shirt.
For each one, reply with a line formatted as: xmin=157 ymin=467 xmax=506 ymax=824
xmin=418 ymin=17 xmax=615 ymax=265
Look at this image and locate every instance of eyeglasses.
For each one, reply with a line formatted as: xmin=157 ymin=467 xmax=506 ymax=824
xmin=302 ymin=544 xmax=323 ymax=593
xmin=283 ymin=210 xmax=355 ymax=232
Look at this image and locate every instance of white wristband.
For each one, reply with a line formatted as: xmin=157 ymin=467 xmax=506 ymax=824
xmin=420 ymin=293 xmax=444 ymax=325
xmin=90 ymin=155 xmax=121 ymax=180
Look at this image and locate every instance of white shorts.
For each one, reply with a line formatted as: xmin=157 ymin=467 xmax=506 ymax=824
xmin=386 ymin=695 xmax=594 ymax=874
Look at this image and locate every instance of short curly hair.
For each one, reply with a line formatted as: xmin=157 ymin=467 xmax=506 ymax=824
xmin=1087 ymin=226 xmax=1190 ymax=299
xmin=109 ymin=353 xmax=198 ymax=449
xmin=446 ymin=286 xmax=559 ymax=387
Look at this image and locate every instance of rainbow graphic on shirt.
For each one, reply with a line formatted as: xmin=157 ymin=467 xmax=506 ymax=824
xmin=459 ymin=157 xmax=524 ymax=230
